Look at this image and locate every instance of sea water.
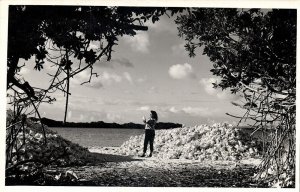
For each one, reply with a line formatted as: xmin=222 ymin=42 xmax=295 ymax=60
xmin=49 ymin=127 xmax=144 ymax=147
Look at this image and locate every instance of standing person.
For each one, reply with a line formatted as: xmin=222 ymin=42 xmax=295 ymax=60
xmin=140 ymin=110 xmax=158 ymax=157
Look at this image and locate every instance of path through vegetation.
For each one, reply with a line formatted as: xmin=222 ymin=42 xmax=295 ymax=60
xmin=49 ymin=148 xmax=267 ymax=187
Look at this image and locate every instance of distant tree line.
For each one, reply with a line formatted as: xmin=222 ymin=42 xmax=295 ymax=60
xmin=30 ymin=117 xmax=182 ymax=129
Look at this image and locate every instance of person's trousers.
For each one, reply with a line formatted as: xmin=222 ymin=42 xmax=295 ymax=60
xmin=143 ymin=129 xmax=155 ymax=153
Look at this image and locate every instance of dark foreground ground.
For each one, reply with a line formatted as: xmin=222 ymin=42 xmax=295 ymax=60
xmin=42 ymin=149 xmax=268 ymax=187
xmin=6 ymin=148 xmax=268 ymax=187
xmin=71 ymin=160 xmax=266 ymax=187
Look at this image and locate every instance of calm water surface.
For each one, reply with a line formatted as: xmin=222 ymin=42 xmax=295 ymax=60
xmin=49 ymin=127 xmax=144 ymax=147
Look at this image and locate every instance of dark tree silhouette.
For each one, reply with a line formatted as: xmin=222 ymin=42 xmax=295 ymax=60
xmin=7 ymin=6 xmax=182 ymax=123
xmin=6 ymin=5 xmax=184 ymax=183
xmin=176 ymin=8 xmax=296 ymax=187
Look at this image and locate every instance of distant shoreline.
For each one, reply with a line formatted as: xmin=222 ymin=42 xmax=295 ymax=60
xmin=30 ymin=117 xmax=183 ymax=130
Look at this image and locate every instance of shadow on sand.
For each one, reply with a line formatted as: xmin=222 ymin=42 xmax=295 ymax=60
xmin=85 ymin=152 xmax=141 ymax=165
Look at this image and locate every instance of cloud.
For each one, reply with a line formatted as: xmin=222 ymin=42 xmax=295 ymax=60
xmin=200 ymin=77 xmax=221 ymax=95
xmin=63 ymin=109 xmax=117 ymax=123
xmin=79 ymin=114 xmax=86 ymax=121
xmin=96 ymin=61 xmax=114 ymax=68
xmin=171 ymin=42 xmax=186 ymax=56
xmin=72 ymin=70 xmax=133 ymax=88
xmin=168 ymin=63 xmax=196 ymax=79
xmin=200 ymin=77 xmax=239 ymax=100
xmin=147 ymin=86 xmax=158 ymax=94
xmin=123 ymin=31 xmax=150 ymax=53
xmin=67 ymin=110 xmax=72 ymax=119
xmin=97 ymin=58 xmax=134 ymax=68
xmin=112 ymin=58 xmax=134 ymax=67
xmin=123 ymin=72 xmax=133 ymax=84
xmin=106 ymin=113 xmax=122 ymax=122
xmin=137 ymin=77 xmax=147 ymax=83
xmin=72 ymin=70 xmax=103 ymax=88
xmin=137 ymin=106 xmax=150 ymax=111
xmin=169 ymin=106 xmax=180 ymax=113
xmin=168 ymin=106 xmax=213 ymax=117
xmin=146 ymin=15 xmax=177 ymax=34
xmin=19 ymin=67 xmax=30 ymax=75
xmin=102 ymin=71 xmax=122 ymax=83
xmin=182 ymin=107 xmax=211 ymax=116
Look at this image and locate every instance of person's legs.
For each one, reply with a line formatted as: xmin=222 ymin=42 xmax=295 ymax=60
xmin=143 ymin=136 xmax=148 ymax=154
xmin=149 ymin=130 xmax=155 ymax=157
xmin=142 ymin=130 xmax=150 ymax=156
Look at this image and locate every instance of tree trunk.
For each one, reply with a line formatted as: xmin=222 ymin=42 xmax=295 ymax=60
xmin=63 ymin=52 xmax=70 ymax=124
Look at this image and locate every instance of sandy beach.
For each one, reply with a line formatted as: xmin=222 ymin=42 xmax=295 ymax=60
xmin=51 ymin=147 xmax=266 ymax=187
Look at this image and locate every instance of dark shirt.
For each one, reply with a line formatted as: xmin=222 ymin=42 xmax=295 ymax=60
xmin=145 ymin=119 xmax=156 ymax=130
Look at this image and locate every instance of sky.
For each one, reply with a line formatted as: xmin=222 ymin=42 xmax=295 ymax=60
xmin=15 ymin=13 xmax=247 ymax=126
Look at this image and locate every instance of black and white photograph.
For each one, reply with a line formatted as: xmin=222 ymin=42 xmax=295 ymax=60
xmin=1 ymin=0 xmax=298 ymax=190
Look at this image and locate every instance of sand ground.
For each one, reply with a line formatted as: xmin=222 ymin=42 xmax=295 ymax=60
xmin=53 ymin=147 xmax=266 ymax=187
